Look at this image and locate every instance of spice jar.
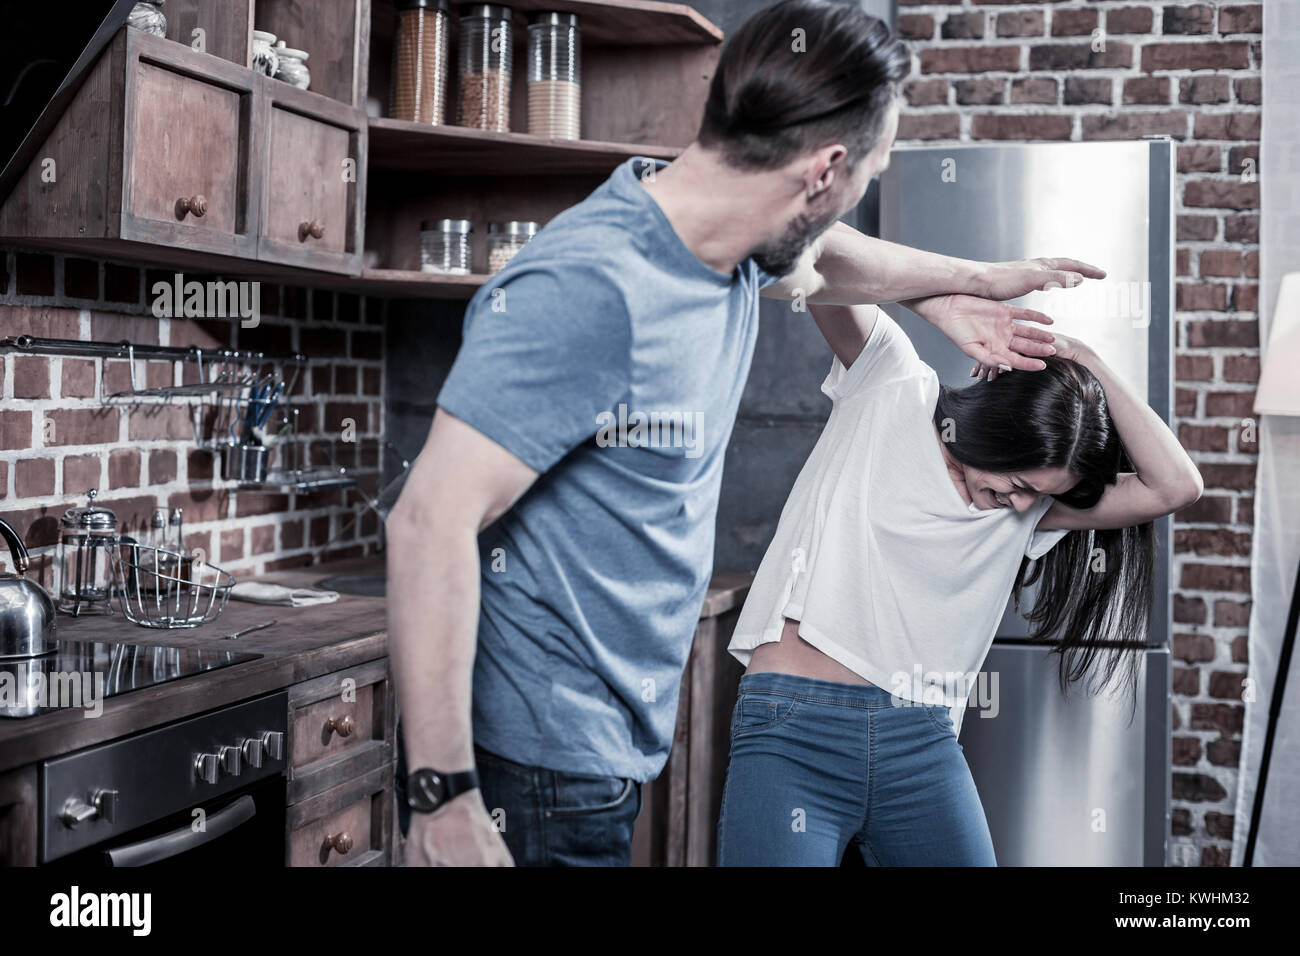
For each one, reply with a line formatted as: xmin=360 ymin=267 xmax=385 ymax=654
xmin=457 ymin=4 xmax=513 ymax=132
xmin=392 ymin=0 xmax=452 ymax=124
xmin=421 ymin=219 xmax=473 ymax=274
xmin=527 ymin=12 xmax=580 ymax=140
xmin=56 ymin=490 xmax=119 ymax=616
xmin=487 ymin=220 xmax=537 ymax=273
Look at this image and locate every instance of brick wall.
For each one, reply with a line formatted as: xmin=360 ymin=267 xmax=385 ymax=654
xmin=894 ymin=1 xmax=1261 ymax=866
xmin=0 ymin=246 xmax=386 ymax=595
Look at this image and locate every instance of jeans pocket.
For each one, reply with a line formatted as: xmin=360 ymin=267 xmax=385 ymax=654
xmin=547 ymin=774 xmax=637 ymax=817
xmin=923 ymin=701 xmax=956 ymax=734
xmin=731 ymin=692 xmax=800 ymax=739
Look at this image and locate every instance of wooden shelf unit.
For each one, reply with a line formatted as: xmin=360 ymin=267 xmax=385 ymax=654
xmin=0 ymin=0 xmax=723 ymax=295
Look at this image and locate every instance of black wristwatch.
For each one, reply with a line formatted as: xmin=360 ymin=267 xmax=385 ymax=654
xmin=400 ymin=767 xmax=480 ymax=814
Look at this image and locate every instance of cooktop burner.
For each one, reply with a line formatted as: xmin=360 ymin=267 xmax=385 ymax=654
xmin=0 ymin=639 xmax=261 ymax=719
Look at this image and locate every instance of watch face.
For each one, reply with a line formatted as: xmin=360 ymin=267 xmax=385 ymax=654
xmin=411 ymin=770 xmax=445 ymax=811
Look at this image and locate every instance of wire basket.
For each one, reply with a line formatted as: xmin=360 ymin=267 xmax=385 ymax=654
xmin=110 ymin=542 xmax=235 ymax=629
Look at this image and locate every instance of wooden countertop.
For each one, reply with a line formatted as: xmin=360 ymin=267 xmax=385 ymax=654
xmin=0 ymin=555 xmax=752 ymax=772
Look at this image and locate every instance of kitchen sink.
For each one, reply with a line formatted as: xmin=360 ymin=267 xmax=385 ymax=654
xmin=315 ymin=572 xmax=386 ymax=597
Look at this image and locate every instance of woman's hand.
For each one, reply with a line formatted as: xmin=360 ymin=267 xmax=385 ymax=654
xmin=903 ymin=293 xmax=1059 ymax=373
xmin=970 ymin=331 xmax=1092 ymax=381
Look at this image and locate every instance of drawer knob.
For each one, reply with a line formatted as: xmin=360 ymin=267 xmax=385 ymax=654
xmin=323 ymin=831 xmax=354 ymax=857
xmin=175 ymin=194 xmax=208 ymax=219
xmin=325 ymin=714 xmax=355 ymax=739
xmin=298 ymin=218 xmax=325 ymax=241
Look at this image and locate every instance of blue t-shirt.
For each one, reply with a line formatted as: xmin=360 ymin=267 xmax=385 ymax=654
xmin=435 ymin=155 xmax=780 ymax=781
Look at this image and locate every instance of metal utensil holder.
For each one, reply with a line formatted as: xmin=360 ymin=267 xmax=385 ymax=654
xmin=110 ymin=542 xmax=235 ymax=629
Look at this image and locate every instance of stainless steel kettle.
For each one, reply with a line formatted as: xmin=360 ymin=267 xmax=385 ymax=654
xmin=0 ymin=518 xmax=56 ymax=657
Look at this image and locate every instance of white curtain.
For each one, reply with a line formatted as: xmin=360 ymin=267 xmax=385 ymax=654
xmin=1230 ymin=1 xmax=1300 ymax=866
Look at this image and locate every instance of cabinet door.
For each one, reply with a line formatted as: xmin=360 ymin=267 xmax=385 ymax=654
xmin=258 ymin=81 xmax=365 ymax=274
xmin=120 ymin=30 xmax=259 ymax=258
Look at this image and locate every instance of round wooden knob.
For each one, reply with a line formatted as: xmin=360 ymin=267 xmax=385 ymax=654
xmin=325 ymin=714 xmax=354 ymax=738
xmin=175 ymin=195 xmax=208 ymax=219
xmin=324 ymin=832 xmax=353 ymax=855
xmin=298 ymin=218 xmax=325 ymax=241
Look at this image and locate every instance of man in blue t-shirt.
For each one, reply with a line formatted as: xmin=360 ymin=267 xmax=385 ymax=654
xmin=387 ymin=1 xmax=1103 ymax=866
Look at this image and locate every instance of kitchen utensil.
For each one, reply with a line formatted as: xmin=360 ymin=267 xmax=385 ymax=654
xmin=0 ymin=519 xmax=57 ymax=658
xmin=55 ymin=489 xmax=119 ymax=616
xmin=110 ymin=543 xmax=234 ymax=629
xmin=224 ymin=620 xmax=277 ymax=641
xmin=222 ymin=442 xmax=270 ymax=483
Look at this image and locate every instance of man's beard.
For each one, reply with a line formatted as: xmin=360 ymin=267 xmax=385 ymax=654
xmin=750 ymin=202 xmax=843 ymax=278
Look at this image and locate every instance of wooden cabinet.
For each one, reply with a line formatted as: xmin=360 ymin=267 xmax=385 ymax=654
xmin=0 ymin=767 xmax=37 ymax=866
xmin=258 ymin=82 xmax=366 ymax=274
xmin=0 ymin=24 xmax=365 ymax=275
xmin=285 ymin=657 xmax=396 ymax=865
xmin=0 ymin=28 xmax=262 ymax=261
xmin=631 ymin=577 xmax=750 ymax=867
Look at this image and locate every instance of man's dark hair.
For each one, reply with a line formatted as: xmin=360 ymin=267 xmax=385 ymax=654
xmin=697 ymin=0 xmax=910 ymax=172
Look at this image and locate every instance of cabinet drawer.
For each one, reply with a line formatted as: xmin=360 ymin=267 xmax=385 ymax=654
xmin=119 ymin=31 xmax=260 ymax=258
xmin=289 ymin=791 xmax=375 ymax=866
xmin=286 ymin=764 xmax=391 ymax=867
xmin=257 ymin=82 xmax=365 ymax=274
xmin=291 ymin=681 xmax=375 ymax=768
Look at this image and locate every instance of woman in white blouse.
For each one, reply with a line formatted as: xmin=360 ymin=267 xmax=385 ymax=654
xmin=717 ymin=297 xmax=1202 ymax=866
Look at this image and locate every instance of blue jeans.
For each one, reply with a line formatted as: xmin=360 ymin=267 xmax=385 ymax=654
xmin=716 ymin=672 xmax=996 ymax=866
xmin=397 ymin=723 xmax=642 ymax=866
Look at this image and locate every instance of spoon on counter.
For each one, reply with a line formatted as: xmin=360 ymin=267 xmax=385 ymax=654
xmin=224 ymin=620 xmax=277 ymax=640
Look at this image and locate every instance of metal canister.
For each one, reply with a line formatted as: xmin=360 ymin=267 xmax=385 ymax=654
xmin=391 ymin=0 xmax=451 ymax=124
xmin=56 ymin=490 xmax=119 ymax=616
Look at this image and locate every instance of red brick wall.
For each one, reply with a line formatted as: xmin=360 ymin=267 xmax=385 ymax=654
xmin=895 ymin=2 xmax=1260 ymax=866
xmin=0 ymin=246 xmax=386 ymax=593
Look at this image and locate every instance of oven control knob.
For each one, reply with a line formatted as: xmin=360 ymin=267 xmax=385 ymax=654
xmin=261 ymin=731 xmax=285 ymax=761
xmin=59 ymin=789 xmax=117 ymax=829
xmin=219 ymin=745 xmax=242 ymax=777
xmin=241 ymin=736 xmax=265 ymax=768
xmin=194 ymin=752 xmax=220 ymax=785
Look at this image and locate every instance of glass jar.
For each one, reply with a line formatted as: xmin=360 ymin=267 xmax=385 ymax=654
xmin=527 ymin=12 xmax=580 ymax=140
xmin=457 ymin=4 xmax=513 ymax=132
xmin=487 ymin=220 xmax=537 ymax=273
xmin=391 ymin=0 xmax=452 ymax=125
xmin=56 ymin=490 xmax=119 ymax=616
xmin=421 ymin=219 xmax=473 ymax=274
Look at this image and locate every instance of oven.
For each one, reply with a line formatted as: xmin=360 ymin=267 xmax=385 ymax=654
xmin=40 ymin=692 xmax=288 ymax=866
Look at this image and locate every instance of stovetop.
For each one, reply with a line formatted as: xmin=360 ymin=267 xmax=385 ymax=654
xmin=0 ymin=639 xmax=262 ymax=719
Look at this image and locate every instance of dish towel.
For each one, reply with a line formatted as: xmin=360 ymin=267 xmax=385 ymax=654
xmin=230 ymin=581 xmax=339 ymax=607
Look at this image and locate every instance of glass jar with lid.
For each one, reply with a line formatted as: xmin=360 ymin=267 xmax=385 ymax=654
xmin=56 ymin=490 xmax=119 ymax=616
xmin=457 ymin=4 xmax=514 ymax=131
xmin=487 ymin=220 xmax=538 ymax=273
xmin=527 ymin=12 xmax=580 ymax=140
xmin=421 ymin=219 xmax=474 ymax=274
xmin=391 ymin=0 xmax=452 ymax=124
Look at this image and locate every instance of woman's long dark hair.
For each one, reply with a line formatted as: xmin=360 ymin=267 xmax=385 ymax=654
xmin=933 ymin=357 xmax=1154 ymax=722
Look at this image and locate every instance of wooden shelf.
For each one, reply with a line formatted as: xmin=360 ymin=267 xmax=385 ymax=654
xmin=356 ymin=268 xmax=488 ymax=299
xmin=367 ymin=118 xmax=681 ymax=175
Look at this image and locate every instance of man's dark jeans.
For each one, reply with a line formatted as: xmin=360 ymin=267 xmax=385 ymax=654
xmin=397 ymin=723 xmax=643 ymax=866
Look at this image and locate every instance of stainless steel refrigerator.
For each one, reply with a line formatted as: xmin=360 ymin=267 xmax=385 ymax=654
xmin=877 ymin=140 xmax=1174 ymax=866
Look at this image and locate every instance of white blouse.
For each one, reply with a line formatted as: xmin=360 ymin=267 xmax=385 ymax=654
xmin=727 ymin=310 xmax=1070 ymax=735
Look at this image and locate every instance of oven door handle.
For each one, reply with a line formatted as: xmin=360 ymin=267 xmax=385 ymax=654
xmin=104 ymin=795 xmax=257 ymax=867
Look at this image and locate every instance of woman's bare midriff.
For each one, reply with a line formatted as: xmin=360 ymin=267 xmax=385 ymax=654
xmin=745 ymin=617 xmax=875 ymax=686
